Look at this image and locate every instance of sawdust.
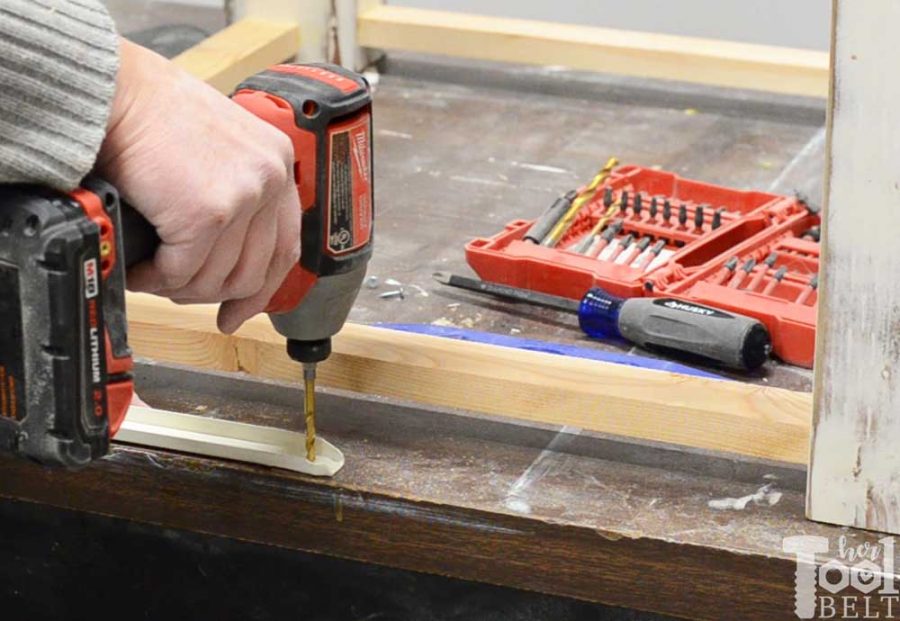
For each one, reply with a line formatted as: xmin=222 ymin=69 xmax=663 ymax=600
xmin=708 ymin=483 xmax=782 ymax=511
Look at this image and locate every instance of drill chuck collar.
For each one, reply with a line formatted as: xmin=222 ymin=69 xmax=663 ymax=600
xmin=287 ymin=338 xmax=332 ymax=364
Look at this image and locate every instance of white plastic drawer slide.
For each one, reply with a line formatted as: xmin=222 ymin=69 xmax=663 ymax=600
xmin=116 ymin=406 xmax=344 ymax=477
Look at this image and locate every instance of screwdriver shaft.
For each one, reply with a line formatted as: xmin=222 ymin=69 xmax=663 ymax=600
xmin=433 ymin=271 xmax=580 ymax=312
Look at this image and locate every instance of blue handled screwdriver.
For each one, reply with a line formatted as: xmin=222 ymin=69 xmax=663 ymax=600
xmin=433 ymin=272 xmax=771 ymax=370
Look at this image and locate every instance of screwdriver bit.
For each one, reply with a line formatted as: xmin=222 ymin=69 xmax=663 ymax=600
xmin=796 ymin=274 xmax=819 ymax=304
xmin=621 ymin=235 xmax=652 ymax=266
xmin=603 ymin=186 xmax=614 ymax=207
xmin=712 ymin=208 xmax=725 ymax=230
xmin=608 ymin=233 xmax=634 ymax=261
xmin=747 ymin=252 xmax=779 ymax=291
xmin=637 ymin=239 xmax=667 ymax=270
xmin=762 ymin=266 xmax=788 ymax=296
xmin=801 ymin=226 xmax=821 ymax=242
xmin=711 ymin=256 xmax=740 ymax=285
xmin=728 ymin=258 xmax=757 ymax=289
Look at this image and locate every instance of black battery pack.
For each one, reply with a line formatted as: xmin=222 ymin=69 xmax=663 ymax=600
xmin=0 ymin=181 xmax=132 ymax=467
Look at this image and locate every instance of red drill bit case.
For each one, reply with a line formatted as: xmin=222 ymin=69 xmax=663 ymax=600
xmin=465 ymin=165 xmax=820 ymax=367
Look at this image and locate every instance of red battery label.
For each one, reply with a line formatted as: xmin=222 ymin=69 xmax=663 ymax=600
xmin=326 ymin=111 xmax=373 ymax=256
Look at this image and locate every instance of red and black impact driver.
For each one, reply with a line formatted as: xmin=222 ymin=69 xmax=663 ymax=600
xmin=0 ymin=63 xmax=374 ymax=467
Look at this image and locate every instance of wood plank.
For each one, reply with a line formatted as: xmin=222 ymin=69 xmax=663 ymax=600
xmin=807 ymin=2 xmax=900 ymax=533
xmin=126 ymin=293 xmax=813 ymax=464
xmin=173 ymin=17 xmax=300 ymax=92
xmin=357 ymin=5 xmax=829 ymax=97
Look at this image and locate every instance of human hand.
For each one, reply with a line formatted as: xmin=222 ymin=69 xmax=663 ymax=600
xmin=96 ymin=39 xmax=301 ymax=333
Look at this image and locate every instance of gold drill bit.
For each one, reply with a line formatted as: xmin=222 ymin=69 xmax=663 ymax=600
xmin=303 ymin=362 xmax=317 ymax=461
xmin=541 ymin=156 xmax=618 ymax=247
xmin=576 ymin=197 xmax=622 ymax=252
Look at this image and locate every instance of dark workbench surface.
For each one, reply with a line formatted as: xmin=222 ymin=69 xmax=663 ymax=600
xmin=354 ymin=58 xmax=823 ymax=390
xmin=2 ymin=364 xmax=889 ymax=621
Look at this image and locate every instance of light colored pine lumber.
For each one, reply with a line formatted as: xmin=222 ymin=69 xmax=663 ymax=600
xmin=118 ymin=406 xmax=344 ymax=476
xmin=356 ymin=5 xmax=829 ymax=98
xmin=229 ymin=0 xmax=332 ymax=65
xmin=173 ymin=17 xmax=301 ymax=92
xmin=806 ymin=1 xmax=900 ymax=533
xmin=126 ymin=293 xmax=813 ymax=464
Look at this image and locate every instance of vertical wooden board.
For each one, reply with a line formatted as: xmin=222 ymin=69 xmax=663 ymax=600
xmin=230 ymin=0 xmax=377 ymax=69
xmin=230 ymin=0 xmax=332 ymax=63
xmin=344 ymin=0 xmax=383 ymax=70
xmin=808 ymin=1 xmax=900 ymax=532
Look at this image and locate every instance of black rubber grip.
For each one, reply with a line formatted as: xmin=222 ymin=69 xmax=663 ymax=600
xmin=618 ymin=298 xmax=771 ymax=370
xmin=119 ymin=202 xmax=160 ymax=268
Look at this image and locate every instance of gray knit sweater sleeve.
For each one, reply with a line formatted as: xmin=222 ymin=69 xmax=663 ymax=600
xmin=0 ymin=0 xmax=119 ymax=190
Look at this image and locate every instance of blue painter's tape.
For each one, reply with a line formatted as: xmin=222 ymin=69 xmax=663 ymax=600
xmin=375 ymin=323 xmax=726 ymax=381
